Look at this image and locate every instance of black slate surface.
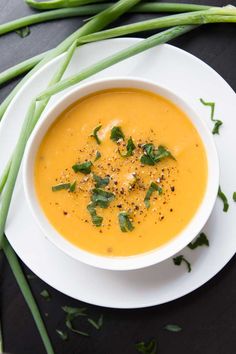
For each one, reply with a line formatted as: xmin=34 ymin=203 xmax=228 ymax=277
xmin=0 ymin=1 xmax=236 ymax=353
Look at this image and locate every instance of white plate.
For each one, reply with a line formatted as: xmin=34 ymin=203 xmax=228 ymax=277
xmin=1 ymin=38 xmax=236 ymax=308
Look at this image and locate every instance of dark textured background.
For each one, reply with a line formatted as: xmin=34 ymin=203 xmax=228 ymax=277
xmin=0 ymin=1 xmax=236 ymax=353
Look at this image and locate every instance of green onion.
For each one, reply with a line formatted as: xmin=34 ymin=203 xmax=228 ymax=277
xmin=218 ymin=186 xmax=229 ymax=212
xmin=144 ymin=182 xmax=162 ymax=209
xmin=0 ymin=160 xmax=11 ymax=195
xmin=62 ymin=305 xmax=89 ymax=337
xmin=0 ymin=50 xmax=49 ymax=86
xmin=91 ymin=124 xmax=102 ymax=144
xmin=0 ymin=0 xmax=141 ymax=120
xmin=72 ymin=161 xmax=93 ymax=174
xmin=199 ymin=98 xmax=223 ymax=134
xmin=2 ymin=237 xmax=54 ymax=353
xmin=56 ymin=329 xmax=68 ymax=341
xmin=87 ymin=314 xmax=103 ymax=330
xmin=164 ymin=324 xmax=182 ymax=332
xmin=25 ymin=0 xmax=105 ymax=10
xmin=37 ymin=25 xmax=196 ymax=101
xmin=188 ymin=232 xmax=209 ymax=249
xmin=118 ymin=211 xmax=134 ymax=232
xmin=79 ymin=7 xmax=236 ymax=44
xmin=173 ymin=255 xmax=191 ymax=272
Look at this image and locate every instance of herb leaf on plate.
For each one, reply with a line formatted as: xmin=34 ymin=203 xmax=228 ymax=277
xmin=199 ymin=98 xmax=223 ymax=134
xmin=173 ymin=255 xmax=191 ymax=272
xmin=218 ymin=186 xmax=229 ymax=212
xmin=188 ymin=232 xmax=209 ymax=249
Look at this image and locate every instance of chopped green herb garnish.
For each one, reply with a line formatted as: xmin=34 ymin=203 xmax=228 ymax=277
xmin=62 ymin=306 xmax=89 ymax=336
xmin=56 ymin=329 xmax=68 ymax=341
xmin=110 ymin=126 xmax=125 ymax=142
xmin=69 ymin=180 xmax=76 ymax=192
xmin=52 ymin=183 xmax=71 ymax=192
xmin=40 ymin=289 xmax=51 ymax=301
xmin=144 ymin=182 xmax=162 ymax=208
xmin=135 ymin=339 xmax=157 ymax=354
xmin=164 ymin=324 xmax=182 ymax=332
xmin=87 ymin=315 xmax=103 ymax=330
xmin=141 ymin=144 xmax=174 ymax=166
xmin=233 ymin=192 xmax=236 ymax=202
xmin=91 ymin=188 xmax=115 ymax=208
xmin=94 ymin=151 xmax=101 ymax=161
xmin=118 ymin=211 xmax=134 ymax=232
xmin=91 ymin=125 xmax=102 ymax=145
xmin=173 ymin=255 xmax=191 ymax=272
xmin=93 ymin=174 xmax=110 ymax=188
xmin=72 ymin=161 xmax=92 ymax=174
xmin=87 ymin=203 xmax=103 ymax=227
xmin=16 ymin=26 xmax=30 ymax=38
xmin=188 ymin=232 xmax=209 ymax=250
xmin=218 ymin=186 xmax=229 ymax=212
xmin=200 ymin=98 xmax=223 ymax=135
xmin=120 ymin=137 xmax=136 ymax=157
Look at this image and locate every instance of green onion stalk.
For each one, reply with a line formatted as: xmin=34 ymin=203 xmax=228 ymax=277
xmin=0 ymin=3 xmax=212 ymax=37
xmin=1 ymin=6 xmax=236 ymax=87
xmin=79 ymin=6 xmax=236 ymax=43
xmin=0 ymin=40 xmax=79 ymax=354
xmin=0 ymin=0 xmax=141 ymax=121
xmin=25 ymin=0 xmax=106 ymax=10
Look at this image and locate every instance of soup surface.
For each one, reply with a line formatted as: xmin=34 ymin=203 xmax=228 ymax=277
xmin=35 ymin=88 xmax=207 ymax=256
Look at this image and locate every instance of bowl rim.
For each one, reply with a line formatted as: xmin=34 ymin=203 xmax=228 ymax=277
xmin=22 ymin=76 xmax=219 ymax=271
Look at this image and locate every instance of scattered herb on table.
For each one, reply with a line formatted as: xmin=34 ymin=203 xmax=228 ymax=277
xmin=93 ymin=174 xmax=110 ymax=188
xmin=88 ymin=314 xmax=103 ymax=330
xmin=173 ymin=255 xmax=191 ymax=272
xmin=135 ymin=339 xmax=157 ymax=354
xmin=15 ymin=26 xmax=30 ymax=38
xmin=140 ymin=143 xmax=174 ymax=166
xmin=188 ymin=232 xmax=209 ymax=250
xmin=87 ymin=202 xmax=103 ymax=227
xmin=164 ymin=324 xmax=182 ymax=332
xmin=110 ymin=126 xmax=125 ymax=142
xmin=40 ymin=289 xmax=51 ymax=301
xmin=119 ymin=136 xmax=136 ymax=157
xmin=91 ymin=188 xmax=115 ymax=208
xmin=62 ymin=306 xmax=89 ymax=337
xmin=118 ymin=211 xmax=134 ymax=232
xmin=94 ymin=151 xmax=101 ymax=161
xmin=72 ymin=161 xmax=93 ymax=174
xmin=233 ymin=192 xmax=236 ymax=202
xmin=56 ymin=329 xmax=68 ymax=341
xmin=144 ymin=182 xmax=162 ymax=208
xmin=218 ymin=186 xmax=229 ymax=212
xmin=199 ymin=98 xmax=223 ymax=134
xmin=91 ymin=124 xmax=102 ymax=145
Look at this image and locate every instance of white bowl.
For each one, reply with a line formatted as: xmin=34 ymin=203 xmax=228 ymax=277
xmin=23 ymin=77 xmax=219 ymax=271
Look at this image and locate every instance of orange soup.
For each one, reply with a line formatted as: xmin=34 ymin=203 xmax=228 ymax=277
xmin=34 ymin=88 xmax=207 ymax=256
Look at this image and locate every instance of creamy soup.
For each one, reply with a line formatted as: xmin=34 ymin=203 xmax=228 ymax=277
xmin=35 ymin=88 xmax=207 ymax=256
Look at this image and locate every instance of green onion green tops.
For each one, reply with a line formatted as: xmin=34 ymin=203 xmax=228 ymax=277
xmin=173 ymin=255 xmax=191 ymax=272
xmin=188 ymin=232 xmax=209 ymax=249
xmin=110 ymin=126 xmax=125 ymax=142
xmin=72 ymin=161 xmax=93 ymax=174
xmin=56 ymin=329 xmax=68 ymax=341
xmin=91 ymin=124 xmax=102 ymax=145
xmin=218 ymin=186 xmax=229 ymax=212
xmin=87 ymin=203 xmax=103 ymax=227
xmin=200 ymin=98 xmax=223 ymax=134
xmin=62 ymin=306 xmax=88 ymax=337
xmin=144 ymin=182 xmax=162 ymax=208
xmin=118 ymin=211 xmax=134 ymax=232
xmin=164 ymin=324 xmax=182 ymax=332
xmin=119 ymin=136 xmax=136 ymax=157
xmin=135 ymin=339 xmax=157 ymax=354
xmin=87 ymin=315 xmax=103 ymax=330
xmin=140 ymin=144 xmax=174 ymax=166
xmin=93 ymin=173 xmax=110 ymax=188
